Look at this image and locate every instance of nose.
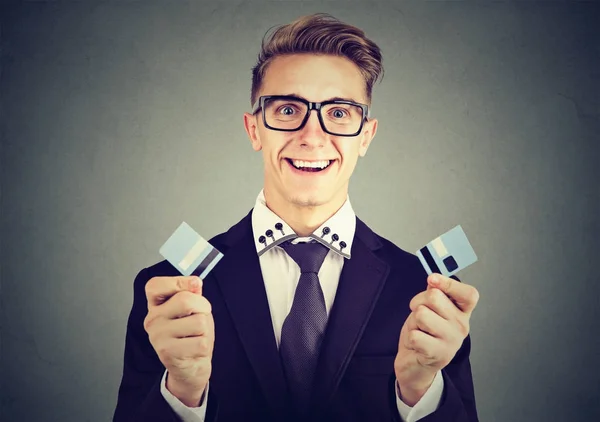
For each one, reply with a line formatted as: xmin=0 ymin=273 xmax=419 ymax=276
xmin=298 ymin=109 xmax=327 ymax=147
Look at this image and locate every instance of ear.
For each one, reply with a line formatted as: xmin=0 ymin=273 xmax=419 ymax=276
xmin=243 ymin=112 xmax=262 ymax=151
xmin=358 ymin=118 xmax=378 ymax=157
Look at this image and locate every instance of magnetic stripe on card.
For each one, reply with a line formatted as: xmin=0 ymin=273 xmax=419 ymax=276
xmin=193 ymin=247 xmax=221 ymax=278
xmin=419 ymin=246 xmax=441 ymax=274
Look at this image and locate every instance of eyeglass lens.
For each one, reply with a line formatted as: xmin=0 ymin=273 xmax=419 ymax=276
xmin=263 ymin=98 xmax=363 ymax=135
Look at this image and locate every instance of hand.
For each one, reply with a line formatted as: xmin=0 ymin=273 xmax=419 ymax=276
xmin=394 ymin=273 xmax=480 ymax=406
xmin=143 ymin=276 xmax=214 ymax=407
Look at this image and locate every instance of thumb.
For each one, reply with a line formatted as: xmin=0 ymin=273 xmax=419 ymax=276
xmin=147 ymin=276 xmax=203 ymax=307
xmin=188 ymin=276 xmax=203 ymax=295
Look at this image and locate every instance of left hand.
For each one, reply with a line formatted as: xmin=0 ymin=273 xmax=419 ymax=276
xmin=394 ymin=273 xmax=480 ymax=405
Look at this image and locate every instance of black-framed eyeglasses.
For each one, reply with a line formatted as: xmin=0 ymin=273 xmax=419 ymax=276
xmin=251 ymin=95 xmax=370 ymax=137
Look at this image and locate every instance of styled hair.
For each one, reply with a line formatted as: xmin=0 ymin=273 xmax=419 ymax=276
xmin=250 ymin=13 xmax=384 ymax=106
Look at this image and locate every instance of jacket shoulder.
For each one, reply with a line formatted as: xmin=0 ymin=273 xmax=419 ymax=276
xmin=374 ymin=232 xmax=425 ymax=274
xmin=362 ymin=219 xmax=462 ymax=283
xmin=356 ymin=217 xmax=423 ymax=272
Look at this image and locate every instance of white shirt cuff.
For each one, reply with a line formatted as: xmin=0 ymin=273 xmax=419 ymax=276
xmin=159 ymin=370 xmax=209 ymax=422
xmin=395 ymin=371 xmax=444 ymax=422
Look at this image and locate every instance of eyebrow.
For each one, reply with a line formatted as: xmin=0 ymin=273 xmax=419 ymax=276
xmin=283 ymin=93 xmax=361 ymax=103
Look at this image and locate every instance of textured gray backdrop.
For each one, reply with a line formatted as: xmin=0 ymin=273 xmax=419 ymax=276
xmin=1 ymin=1 xmax=599 ymax=421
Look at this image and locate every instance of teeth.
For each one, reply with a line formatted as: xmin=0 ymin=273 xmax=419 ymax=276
xmin=291 ymin=160 xmax=331 ymax=169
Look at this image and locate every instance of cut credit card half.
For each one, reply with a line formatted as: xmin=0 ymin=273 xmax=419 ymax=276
xmin=159 ymin=222 xmax=223 ymax=278
xmin=417 ymin=225 xmax=477 ymax=277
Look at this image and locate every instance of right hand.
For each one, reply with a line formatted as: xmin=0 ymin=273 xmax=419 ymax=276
xmin=143 ymin=276 xmax=214 ymax=406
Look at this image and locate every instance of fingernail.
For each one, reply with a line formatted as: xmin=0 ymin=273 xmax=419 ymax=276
xmin=190 ymin=277 xmax=200 ymax=289
xmin=430 ymin=274 xmax=439 ymax=285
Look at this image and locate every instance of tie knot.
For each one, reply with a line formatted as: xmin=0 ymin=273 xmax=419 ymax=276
xmin=280 ymin=240 xmax=329 ymax=274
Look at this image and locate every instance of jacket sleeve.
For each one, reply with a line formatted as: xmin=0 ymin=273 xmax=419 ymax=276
xmin=390 ymin=273 xmax=479 ymax=422
xmin=112 ymin=267 xmax=219 ymax=422
xmin=426 ymin=334 xmax=478 ymax=421
xmin=389 ymin=333 xmax=478 ymax=422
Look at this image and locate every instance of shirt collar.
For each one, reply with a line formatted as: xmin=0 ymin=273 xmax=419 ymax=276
xmin=251 ymin=189 xmax=356 ymax=259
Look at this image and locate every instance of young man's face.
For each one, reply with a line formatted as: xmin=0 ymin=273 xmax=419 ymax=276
xmin=244 ymin=54 xmax=377 ymax=213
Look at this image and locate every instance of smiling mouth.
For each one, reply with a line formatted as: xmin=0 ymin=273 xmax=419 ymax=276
xmin=285 ymin=158 xmax=334 ymax=172
xmin=285 ymin=158 xmax=334 ymax=173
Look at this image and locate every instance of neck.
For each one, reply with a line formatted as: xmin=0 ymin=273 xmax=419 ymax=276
xmin=263 ymin=188 xmax=346 ymax=237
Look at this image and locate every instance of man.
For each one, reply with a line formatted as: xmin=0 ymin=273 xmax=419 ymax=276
xmin=114 ymin=13 xmax=480 ymax=422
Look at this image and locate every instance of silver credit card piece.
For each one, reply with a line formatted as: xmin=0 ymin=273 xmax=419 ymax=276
xmin=159 ymin=222 xmax=223 ymax=278
xmin=416 ymin=225 xmax=477 ymax=277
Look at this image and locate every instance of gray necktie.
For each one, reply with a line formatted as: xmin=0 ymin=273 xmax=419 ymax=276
xmin=279 ymin=240 xmax=330 ymax=414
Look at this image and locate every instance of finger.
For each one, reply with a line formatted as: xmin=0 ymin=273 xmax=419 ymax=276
xmin=412 ymin=305 xmax=453 ymax=340
xmin=410 ymin=288 xmax=457 ymax=320
xmin=405 ymin=329 xmax=443 ymax=361
xmin=427 ymin=273 xmax=479 ymax=313
xmin=168 ymin=313 xmax=214 ymax=338
xmin=403 ymin=310 xmax=418 ymax=333
xmin=161 ymin=290 xmax=212 ymax=319
xmin=146 ymin=311 xmax=214 ymax=340
xmin=146 ymin=276 xmax=203 ymax=308
xmin=162 ymin=336 xmax=214 ymax=360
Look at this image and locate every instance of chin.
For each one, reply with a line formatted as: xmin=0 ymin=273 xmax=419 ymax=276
xmin=287 ymin=191 xmax=329 ymax=208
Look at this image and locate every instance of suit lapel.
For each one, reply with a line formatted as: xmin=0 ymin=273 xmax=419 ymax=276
xmin=310 ymin=218 xmax=390 ymax=411
xmin=211 ymin=213 xmax=290 ymax=418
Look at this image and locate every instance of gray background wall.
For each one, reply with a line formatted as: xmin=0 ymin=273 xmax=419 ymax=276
xmin=1 ymin=1 xmax=598 ymax=421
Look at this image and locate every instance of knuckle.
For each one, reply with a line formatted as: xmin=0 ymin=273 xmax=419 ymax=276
xmin=156 ymin=341 xmax=172 ymax=358
xmin=456 ymin=318 xmax=470 ymax=337
xmin=408 ymin=331 xmax=419 ymax=347
xmin=143 ymin=312 xmax=155 ymax=332
xmin=175 ymin=276 xmax=187 ymax=291
xmin=147 ymin=330 xmax=159 ymax=346
xmin=145 ymin=318 xmax=164 ymax=343
xmin=197 ymin=337 xmax=212 ymax=355
xmin=442 ymin=278 xmax=452 ymax=293
xmin=427 ymin=289 xmax=441 ymax=306
xmin=468 ymin=287 xmax=480 ymax=305
xmin=145 ymin=278 xmax=157 ymax=297
xmin=415 ymin=304 xmax=428 ymax=321
xmin=200 ymin=297 xmax=213 ymax=314
xmin=409 ymin=296 xmax=418 ymax=311
xmin=192 ymin=313 xmax=207 ymax=332
xmin=176 ymin=291 xmax=197 ymax=314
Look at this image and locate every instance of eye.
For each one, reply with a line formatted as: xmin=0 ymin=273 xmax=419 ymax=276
xmin=330 ymin=108 xmax=348 ymax=119
xmin=278 ymin=105 xmax=297 ymax=116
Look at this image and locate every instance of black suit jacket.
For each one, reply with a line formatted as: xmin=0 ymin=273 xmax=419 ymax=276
xmin=113 ymin=210 xmax=478 ymax=421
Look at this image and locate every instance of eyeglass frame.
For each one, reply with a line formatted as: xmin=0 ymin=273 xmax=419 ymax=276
xmin=251 ymin=95 xmax=371 ymax=137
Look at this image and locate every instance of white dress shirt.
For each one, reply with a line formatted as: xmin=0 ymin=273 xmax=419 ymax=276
xmin=160 ymin=190 xmax=444 ymax=421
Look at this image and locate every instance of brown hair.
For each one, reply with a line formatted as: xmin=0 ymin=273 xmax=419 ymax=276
xmin=250 ymin=13 xmax=384 ymax=106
